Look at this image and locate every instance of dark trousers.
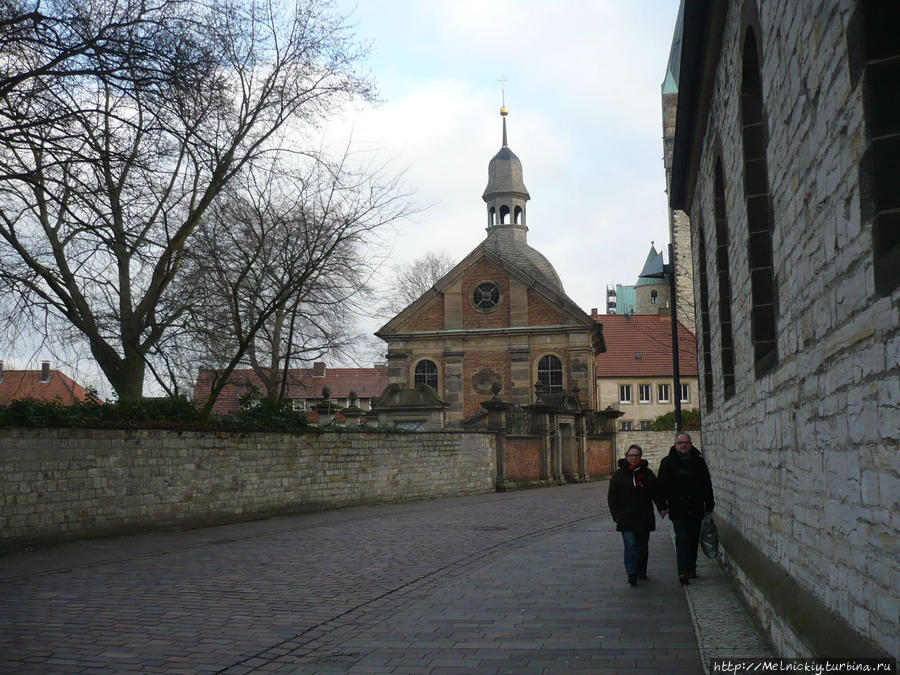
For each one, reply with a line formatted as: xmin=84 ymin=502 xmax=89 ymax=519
xmin=621 ymin=531 xmax=650 ymax=576
xmin=672 ymin=516 xmax=702 ymax=574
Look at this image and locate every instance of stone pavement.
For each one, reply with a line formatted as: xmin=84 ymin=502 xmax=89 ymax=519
xmin=0 ymin=482 xmax=771 ymax=674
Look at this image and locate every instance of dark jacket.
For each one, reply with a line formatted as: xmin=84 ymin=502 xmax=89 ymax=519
xmin=657 ymin=446 xmax=715 ymax=519
xmin=607 ymin=459 xmax=662 ymax=533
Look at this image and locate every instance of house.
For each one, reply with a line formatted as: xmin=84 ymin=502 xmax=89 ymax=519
xmin=193 ymin=362 xmax=388 ymax=422
xmin=376 ymin=106 xmax=604 ymax=427
xmin=668 ymin=0 xmax=898 ymax=659
xmin=0 ymin=361 xmax=93 ymax=405
xmin=592 ymin=313 xmax=699 ymax=431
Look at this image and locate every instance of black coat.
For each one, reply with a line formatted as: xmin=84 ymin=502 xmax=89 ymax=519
xmin=657 ymin=446 xmax=715 ymax=519
xmin=607 ymin=459 xmax=662 ymax=533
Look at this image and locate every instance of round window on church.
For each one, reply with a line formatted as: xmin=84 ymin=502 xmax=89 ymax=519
xmin=473 ymin=282 xmax=500 ymax=311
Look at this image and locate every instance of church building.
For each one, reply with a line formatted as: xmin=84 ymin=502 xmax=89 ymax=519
xmin=376 ymin=107 xmax=604 ymax=426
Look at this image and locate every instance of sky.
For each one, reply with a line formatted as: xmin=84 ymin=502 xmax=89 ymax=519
xmin=328 ymin=0 xmax=681 ymax=327
xmin=4 ymin=0 xmax=683 ymax=393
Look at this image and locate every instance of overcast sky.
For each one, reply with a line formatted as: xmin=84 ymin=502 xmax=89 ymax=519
xmin=331 ymin=0 xmax=681 ymax=324
xmin=6 ymin=0 xmax=682 ymax=392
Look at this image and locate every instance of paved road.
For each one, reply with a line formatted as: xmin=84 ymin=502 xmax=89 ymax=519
xmin=0 ymin=482 xmax=768 ymax=674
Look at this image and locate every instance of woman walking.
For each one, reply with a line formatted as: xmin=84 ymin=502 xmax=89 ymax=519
xmin=607 ymin=444 xmax=665 ymax=587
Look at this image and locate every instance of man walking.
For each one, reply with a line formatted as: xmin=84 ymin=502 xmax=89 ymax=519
xmin=657 ymin=432 xmax=715 ymax=585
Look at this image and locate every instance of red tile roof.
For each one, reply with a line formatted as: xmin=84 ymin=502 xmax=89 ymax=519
xmin=194 ymin=366 xmax=389 ymax=414
xmin=592 ymin=313 xmax=699 ymax=377
xmin=0 ymin=369 xmax=94 ymax=405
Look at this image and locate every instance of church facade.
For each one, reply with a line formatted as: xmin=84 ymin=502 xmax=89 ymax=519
xmin=376 ymin=108 xmax=604 ymax=427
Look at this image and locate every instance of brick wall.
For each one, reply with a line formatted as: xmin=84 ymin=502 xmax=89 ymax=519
xmin=407 ymin=296 xmax=444 ymax=331
xmin=585 ymin=436 xmax=614 ymax=477
xmin=505 ymin=437 xmax=542 ymax=480
xmin=0 ymin=428 xmax=495 ymax=551
xmin=683 ymin=0 xmax=899 ymax=658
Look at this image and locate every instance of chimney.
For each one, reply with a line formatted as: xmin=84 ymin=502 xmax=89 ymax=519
xmin=312 ymin=362 xmax=326 ymax=378
xmin=591 ymin=307 xmax=598 ymax=316
xmin=40 ymin=361 xmax=51 ymax=382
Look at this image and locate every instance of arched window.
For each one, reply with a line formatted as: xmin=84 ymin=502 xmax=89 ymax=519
xmin=414 ymin=360 xmax=438 ymax=389
xmin=537 ymin=355 xmax=563 ymax=394
xmin=741 ymin=27 xmax=778 ymax=376
xmin=714 ymin=159 xmax=736 ymax=399
xmin=696 ymin=218 xmax=715 ymax=411
xmin=499 ymin=205 xmax=510 ymax=224
xmin=650 ymin=289 xmax=658 ymax=305
xmin=514 ymin=206 xmax=523 ymax=224
xmin=488 ymin=207 xmax=496 ymax=227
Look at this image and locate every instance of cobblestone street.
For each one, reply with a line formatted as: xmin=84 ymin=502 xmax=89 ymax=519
xmin=0 ymin=482 xmax=769 ymax=674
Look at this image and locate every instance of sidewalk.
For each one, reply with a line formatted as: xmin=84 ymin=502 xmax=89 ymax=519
xmin=0 ymin=482 xmax=771 ymax=674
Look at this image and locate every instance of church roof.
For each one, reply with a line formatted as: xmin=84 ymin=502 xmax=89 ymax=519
xmin=482 ymin=144 xmax=530 ymax=200
xmin=482 ymin=227 xmax=563 ymax=292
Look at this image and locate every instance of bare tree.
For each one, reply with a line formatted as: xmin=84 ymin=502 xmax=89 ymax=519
xmin=0 ymin=0 xmax=374 ymax=400
xmin=160 ymin=150 xmax=412 ymax=413
xmin=376 ymin=251 xmax=456 ymax=320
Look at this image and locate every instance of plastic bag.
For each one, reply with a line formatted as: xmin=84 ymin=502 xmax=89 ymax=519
xmin=700 ymin=513 xmax=719 ymax=558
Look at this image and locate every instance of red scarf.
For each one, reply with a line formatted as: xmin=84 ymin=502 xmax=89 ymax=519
xmin=630 ymin=462 xmax=645 ymax=487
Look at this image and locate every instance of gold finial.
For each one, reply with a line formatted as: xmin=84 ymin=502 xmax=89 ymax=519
xmin=498 ymin=75 xmax=508 ymax=116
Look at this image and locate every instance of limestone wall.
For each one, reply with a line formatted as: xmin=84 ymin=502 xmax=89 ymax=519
xmin=0 ymin=428 xmax=495 ymax=551
xmin=684 ymin=0 xmax=898 ymax=658
xmin=613 ymin=430 xmax=684 ymax=472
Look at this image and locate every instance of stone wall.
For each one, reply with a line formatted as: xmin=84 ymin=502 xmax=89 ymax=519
xmin=613 ymin=430 xmax=683 ymax=471
xmin=0 ymin=428 xmax=495 ymax=551
xmin=681 ymin=0 xmax=898 ymax=658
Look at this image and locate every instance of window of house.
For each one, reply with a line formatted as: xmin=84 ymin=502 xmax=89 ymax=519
xmin=639 ymin=384 xmax=652 ymax=403
xmin=650 ymin=289 xmax=658 ymax=305
xmin=714 ymin=159 xmax=737 ymax=399
xmin=741 ymin=27 xmax=779 ymax=376
xmin=291 ymin=399 xmax=307 ymax=411
xmin=620 ymin=420 xmax=633 ymax=431
xmin=696 ymin=220 xmax=715 ymax=412
xmin=658 ymin=384 xmax=671 ymax=403
xmin=414 ymin=360 xmax=438 ymax=389
xmin=537 ymin=355 xmax=563 ymax=393
xmin=619 ymin=384 xmax=632 ymax=404
xmin=681 ymin=384 xmax=690 ymax=403
xmin=639 ymin=420 xmax=652 ymax=431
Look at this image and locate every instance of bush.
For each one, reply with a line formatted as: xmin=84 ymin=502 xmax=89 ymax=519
xmin=649 ymin=408 xmax=702 ymax=431
xmin=0 ymin=395 xmax=313 ymax=432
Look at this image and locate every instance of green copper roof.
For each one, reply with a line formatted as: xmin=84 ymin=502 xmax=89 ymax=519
xmin=661 ymin=0 xmax=684 ymax=94
xmin=635 ymin=245 xmax=666 ymax=287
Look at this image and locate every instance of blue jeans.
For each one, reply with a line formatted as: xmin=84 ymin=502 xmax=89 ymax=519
xmin=621 ymin=531 xmax=650 ymax=576
xmin=672 ymin=517 xmax=703 ymax=575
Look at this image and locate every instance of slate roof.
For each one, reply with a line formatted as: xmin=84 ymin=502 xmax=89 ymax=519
xmin=194 ymin=366 xmax=388 ymax=414
xmin=0 ymin=369 xmax=93 ymax=405
xmin=593 ymin=313 xmax=698 ymax=377
xmin=482 ymin=227 xmax=564 ymax=293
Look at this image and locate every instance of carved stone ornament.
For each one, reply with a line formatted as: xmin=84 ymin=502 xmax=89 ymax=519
xmin=471 ymin=368 xmax=501 ymax=394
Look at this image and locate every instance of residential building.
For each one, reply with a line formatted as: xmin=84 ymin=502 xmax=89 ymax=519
xmin=0 ymin=361 xmax=93 ymax=405
xmin=193 ymin=362 xmax=387 ymax=421
xmin=592 ymin=313 xmax=698 ymax=431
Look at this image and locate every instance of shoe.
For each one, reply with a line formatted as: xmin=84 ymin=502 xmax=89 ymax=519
xmin=689 ymin=571 xmax=698 ymax=579
xmin=678 ymin=574 xmax=690 ymax=585
xmin=628 ymin=575 xmax=637 ymax=587
xmin=638 ymin=573 xmax=648 ymax=580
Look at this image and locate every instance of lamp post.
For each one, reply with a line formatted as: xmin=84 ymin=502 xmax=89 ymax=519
xmin=639 ymin=243 xmax=682 ymax=433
